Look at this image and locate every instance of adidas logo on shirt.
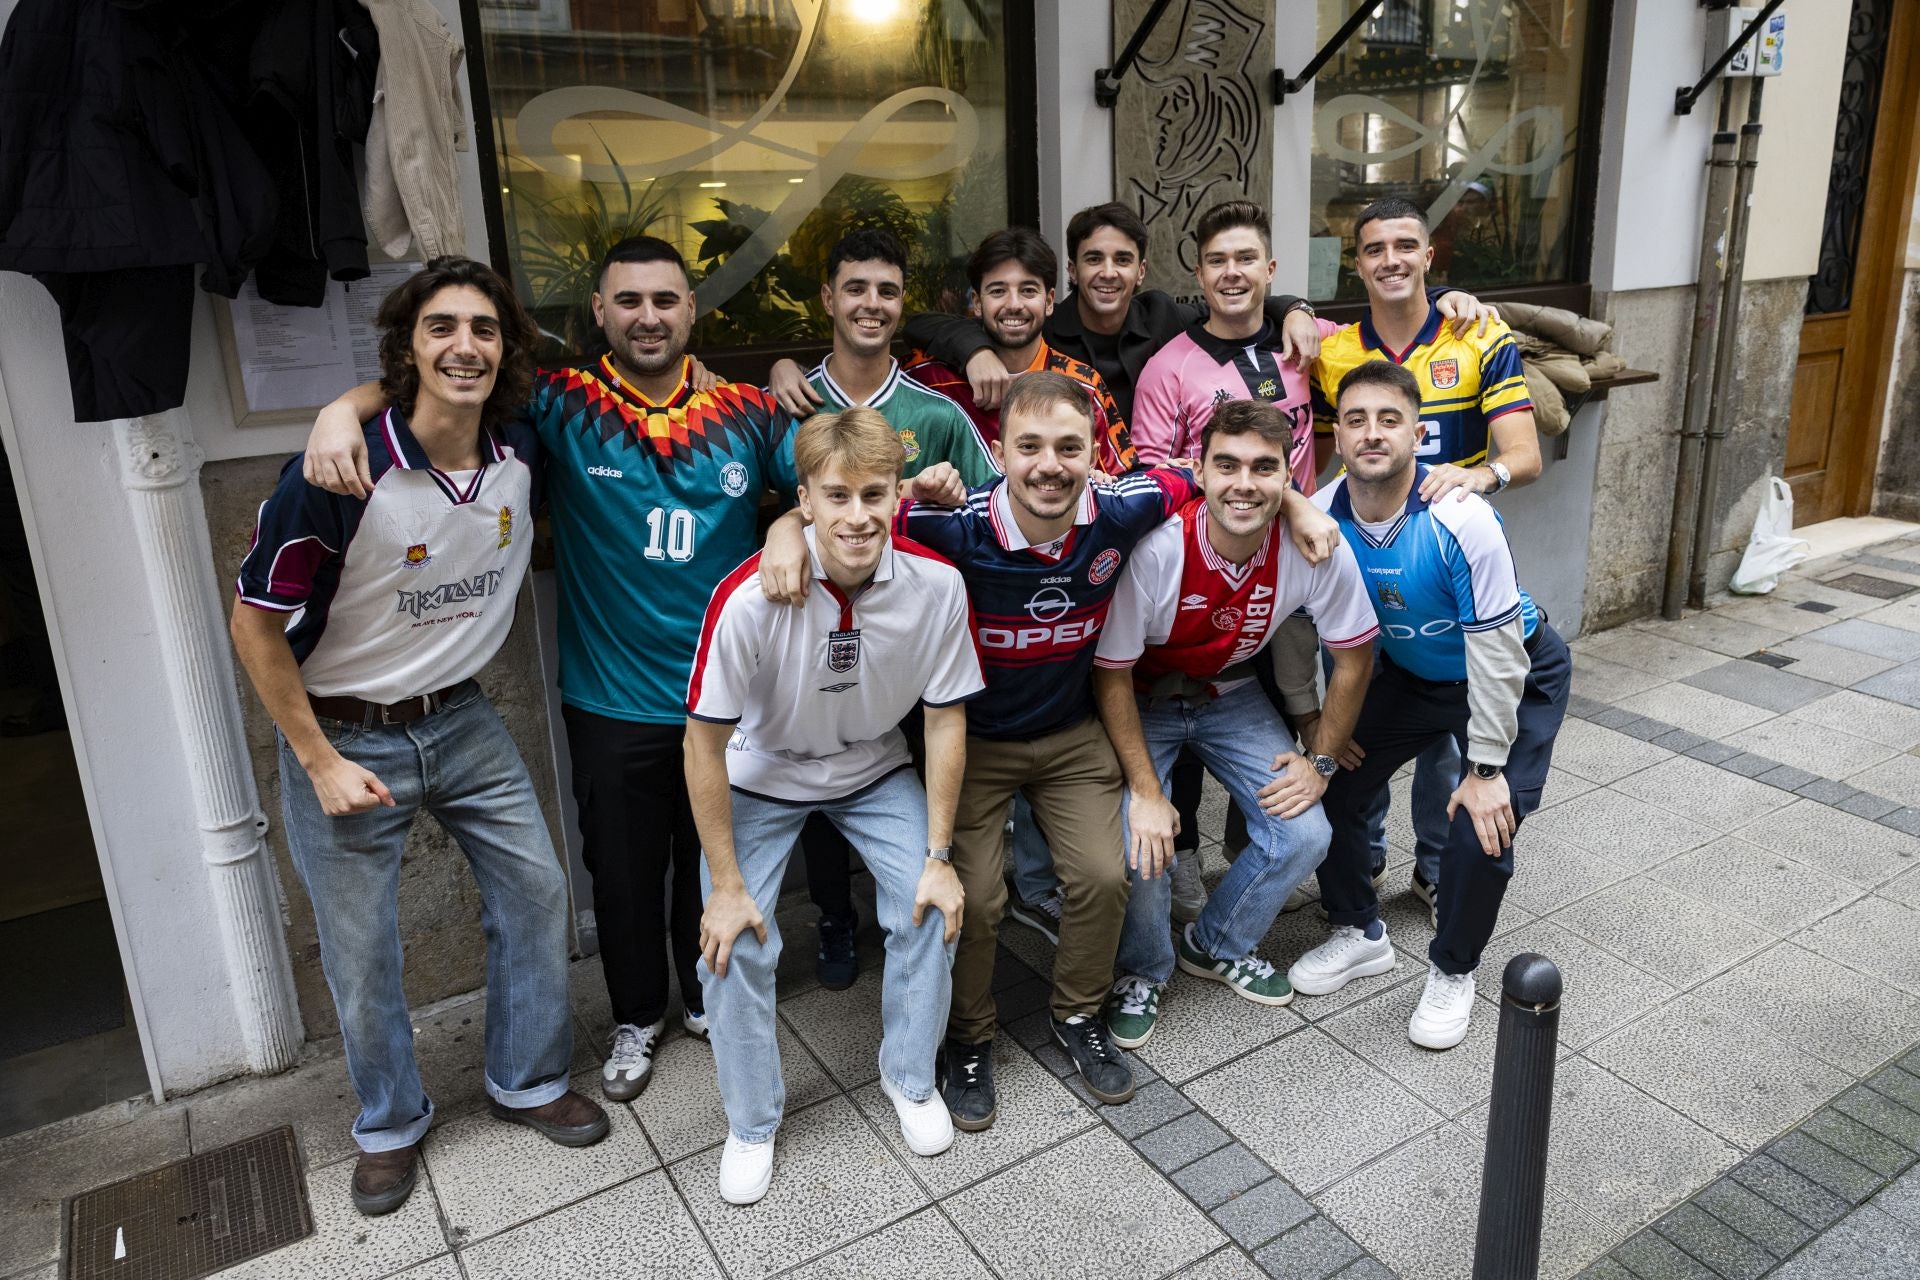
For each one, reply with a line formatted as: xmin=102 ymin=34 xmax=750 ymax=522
xmin=586 ymin=465 xmax=624 ymax=479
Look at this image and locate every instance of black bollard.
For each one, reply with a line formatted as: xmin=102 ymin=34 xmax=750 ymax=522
xmin=1472 ymin=953 xmax=1562 ymax=1280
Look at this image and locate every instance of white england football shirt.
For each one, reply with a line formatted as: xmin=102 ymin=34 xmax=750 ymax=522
xmin=687 ymin=528 xmax=985 ymax=801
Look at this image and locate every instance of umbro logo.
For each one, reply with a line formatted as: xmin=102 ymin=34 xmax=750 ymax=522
xmin=1179 ymin=593 xmax=1210 ymax=610
xmin=586 ymin=465 xmax=623 ymax=479
xmin=818 ymin=683 xmax=859 ymax=693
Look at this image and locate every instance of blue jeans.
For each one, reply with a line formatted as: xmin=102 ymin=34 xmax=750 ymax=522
xmin=1007 ymin=793 xmax=1056 ymax=905
xmin=1367 ymin=736 xmax=1459 ymax=886
xmin=279 ymin=683 xmax=575 ymax=1153
xmin=1115 ymin=684 xmax=1333 ymax=986
xmin=700 ymin=767 xmax=954 ymax=1142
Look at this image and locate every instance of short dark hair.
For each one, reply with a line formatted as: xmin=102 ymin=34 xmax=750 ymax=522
xmin=1064 ymin=202 xmax=1149 ymax=261
xmin=1336 ymin=360 xmax=1423 ymax=417
xmin=1352 ymin=197 xmax=1431 ymax=244
xmin=826 ymin=227 xmax=908 ymax=285
xmin=1194 ymin=200 xmax=1271 ymax=255
xmin=1200 ymin=399 xmax=1292 ymax=461
xmin=1001 ymin=369 xmax=1095 ymax=436
xmin=596 ymin=235 xmax=690 ymax=293
xmin=967 ymin=227 xmax=1058 ymax=292
xmin=376 ymin=257 xmax=537 ymax=432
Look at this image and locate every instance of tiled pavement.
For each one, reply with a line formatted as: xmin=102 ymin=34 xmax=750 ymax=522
xmin=13 ymin=537 xmax=1920 ymax=1279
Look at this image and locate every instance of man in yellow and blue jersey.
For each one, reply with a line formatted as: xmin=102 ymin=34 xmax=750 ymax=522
xmin=1307 ymin=196 xmax=1541 ymax=924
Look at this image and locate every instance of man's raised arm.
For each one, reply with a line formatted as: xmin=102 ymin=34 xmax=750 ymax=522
xmin=302 ymin=381 xmax=391 ymax=498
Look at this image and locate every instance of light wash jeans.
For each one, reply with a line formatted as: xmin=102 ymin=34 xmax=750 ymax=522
xmin=1367 ymin=736 xmax=1459 ymax=887
xmin=1115 ymin=683 xmax=1333 ymax=986
xmin=700 ymin=767 xmax=954 ymax=1142
xmin=279 ymin=682 xmax=575 ymax=1153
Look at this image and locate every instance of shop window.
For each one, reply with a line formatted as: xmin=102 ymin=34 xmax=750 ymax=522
xmin=470 ymin=0 xmax=1020 ymax=358
xmin=1307 ymin=0 xmax=1598 ymax=301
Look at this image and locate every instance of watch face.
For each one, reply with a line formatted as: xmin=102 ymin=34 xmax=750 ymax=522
xmin=1473 ymin=762 xmax=1500 ymax=779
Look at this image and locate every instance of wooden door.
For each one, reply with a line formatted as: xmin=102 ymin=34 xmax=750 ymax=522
xmin=1783 ymin=0 xmax=1920 ymax=525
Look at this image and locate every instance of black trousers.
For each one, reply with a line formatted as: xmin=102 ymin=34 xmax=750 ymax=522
xmin=561 ymin=707 xmax=705 ymax=1024
xmin=1317 ymin=625 xmax=1571 ymax=975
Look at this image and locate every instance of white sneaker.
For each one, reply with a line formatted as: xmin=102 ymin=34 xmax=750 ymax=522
xmin=1281 ymin=880 xmax=1313 ymax=913
xmin=602 ymin=1019 xmax=665 ymax=1101
xmin=682 ymin=1009 xmax=709 ymax=1040
xmin=880 ymin=1073 xmax=955 ymax=1157
xmin=1170 ymin=854 xmax=1208 ymax=924
xmin=1287 ymin=925 xmax=1398 ymax=996
xmin=718 ymin=1133 xmax=775 ymax=1204
xmin=1408 ymin=965 xmax=1476 ymax=1050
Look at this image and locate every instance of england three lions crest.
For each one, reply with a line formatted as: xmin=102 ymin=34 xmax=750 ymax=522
xmin=828 ymin=628 xmax=861 ymax=673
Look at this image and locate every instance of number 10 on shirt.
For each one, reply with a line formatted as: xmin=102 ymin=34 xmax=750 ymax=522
xmin=644 ymin=507 xmax=697 ymax=563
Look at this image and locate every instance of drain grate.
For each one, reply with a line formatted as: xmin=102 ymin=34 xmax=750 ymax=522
xmin=1824 ymin=572 xmax=1916 ymax=600
xmin=1742 ymin=650 xmax=1795 ymax=669
xmin=63 ymin=1126 xmax=312 ymax=1280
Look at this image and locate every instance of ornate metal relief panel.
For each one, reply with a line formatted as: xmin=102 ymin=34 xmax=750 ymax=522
xmin=1809 ymin=0 xmax=1892 ymax=316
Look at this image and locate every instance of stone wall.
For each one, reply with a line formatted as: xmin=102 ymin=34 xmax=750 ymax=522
xmin=1584 ymin=278 xmax=1810 ymax=631
xmin=199 ymin=456 xmax=571 ymax=1040
xmin=1875 ymin=273 xmax=1920 ymax=522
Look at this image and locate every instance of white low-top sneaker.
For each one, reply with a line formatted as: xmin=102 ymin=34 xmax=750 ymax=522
xmin=682 ymin=1008 xmax=709 ymax=1041
xmin=1287 ymin=924 xmax=1397 ymax=996
xmin=718 ymin=1133 xmax=775 ymax=1205
xmin=601 ymin=1019 xmax=666 ymax=1102
xmin=880 ymin=1073 xmax=955 ymax=1156
xmin=1169 ymin=854 xmax=1208 ymax=924
xmin=1408 ymin=964 xmax=1476 ymax=1050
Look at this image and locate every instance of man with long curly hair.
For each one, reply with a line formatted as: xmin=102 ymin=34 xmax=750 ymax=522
xmin=229 ymin=257 xmax=608 ymax=1218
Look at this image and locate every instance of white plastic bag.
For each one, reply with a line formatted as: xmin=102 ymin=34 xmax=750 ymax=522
xmin=1729 ymin=477 xmax=1810 ymax=594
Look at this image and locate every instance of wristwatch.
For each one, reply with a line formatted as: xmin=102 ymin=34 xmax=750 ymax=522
xmin=1286 ymin=299 xmax=1317 ymax=319
xmin=1470 ymin=760 xmax=1503 ymax=780
xmin=926 ymin=845 xmax=953 ymax=863
xmin=1485 ymin=460 xmax=1512 ymax=494
xmin=1309 ymin=753 xmax=1338 ymax=777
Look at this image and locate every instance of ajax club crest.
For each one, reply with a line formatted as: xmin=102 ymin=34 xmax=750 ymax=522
xmin=828 ymin=628 xmax=861 ymax=673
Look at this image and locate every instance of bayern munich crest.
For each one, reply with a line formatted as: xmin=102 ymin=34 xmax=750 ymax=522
xmin=1089 ymin=548 xmax=1122 ymax=585
xmin=720 ymin=461 xmax=749 ymax=497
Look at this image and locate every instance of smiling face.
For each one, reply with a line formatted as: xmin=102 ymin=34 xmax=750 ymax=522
xmin=1196 ymin=226 xmax=1275 ymax=333
xmin=992 ymin=398 xmax=1093 ymax=529
xmin=594 ymin=259 xmax=695 ymax=382
xmin=822 ymin=257 xmax=904 ymax=360
xmin=1354 ymin=215 xmax=1433 ymax=308
xmin=1201 ymin=426 xmax=1289 ymax=543
xmin=1334 ymin=380 xmax=1421 ymax=487
xmin=1070 ymin=225 xmax=1147 ymax=330
xmin=798 ymin=461 xmax=898 ymax=589
xmin=409 ymin=285 xmax=502 ymax=414
xmin=976 ymin=258 xmax=1054 ymax=353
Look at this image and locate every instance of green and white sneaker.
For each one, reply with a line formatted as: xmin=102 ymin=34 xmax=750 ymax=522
xmin=1106 ymin=976 xmax=1162 ymax=1049
xmin=1175 ymin=925 xmax=1294 ymax=1006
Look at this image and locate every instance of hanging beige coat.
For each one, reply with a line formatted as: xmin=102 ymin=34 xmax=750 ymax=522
xmin=361 ymin=0 xmax=469 ymax=261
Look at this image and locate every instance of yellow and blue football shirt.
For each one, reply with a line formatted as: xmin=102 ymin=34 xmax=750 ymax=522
xmin=1312 ymin=307 xmax=1532 ymax=467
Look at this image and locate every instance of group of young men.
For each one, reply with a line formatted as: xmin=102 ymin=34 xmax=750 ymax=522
xmin=233 ymin=191 xmax=1567 ymax=1216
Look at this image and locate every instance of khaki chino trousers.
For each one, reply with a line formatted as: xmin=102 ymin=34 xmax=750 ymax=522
xmin=947 ymin=715 xmax=1129 ymax=1044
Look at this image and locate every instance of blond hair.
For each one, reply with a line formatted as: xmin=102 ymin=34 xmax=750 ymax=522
xmin=793 ymin=406 xmax=907 ymax=484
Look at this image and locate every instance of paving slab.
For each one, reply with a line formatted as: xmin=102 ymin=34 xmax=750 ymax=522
xmin=778 ymin=1207 xmax=993 ymax=1280
xmin=1183 ymin=1029 xmax=1439 ymax=1194
xmin=1767 ymin=1131 xmax=1885 ymax=1204
xmin=457 ymin=1169 xmax=721 ymax=1280
xmin=1769 ymin=635 xmax=1903 ymax=686
xmin=1649 ymin=834 xmax=1865 ymax=934
xmin=671 ymin=1095 xmax=925 ymax=1280
xmin=1804 ymin=619 xmax=1920 ymax=663
xmin=215 ymin=1155 xmax=448 ymax=1280
xmin=1547 ymin=878 xmax=1774 ymax=987
xmin=1579 ymin=629 xmax=1731 ymax=680
xmin=1586 ymin=996 xmax=1851 ymax=1149
xmin=1850 ymin=752 xmax=1920 ymax=808
xmin=1733 ymin=798 xmax=1920 ymax=888
xmin=1694 ymin=942 xmax=1920 ymax=1076
xmin=1131 ymin=968 xmax=1305 ymax=1086
xmin=1211 ymin=1177 xmax=1315 ymax=1250
xmin=1652 ymin=1202 xmax=1777 ymax=1279
xmin=1788 ymin=689 xmax=1920 ymax=750
xmin=1251 ymin=1215 xmax=1363 ymax=1280
xmin=1636 ymin=614 xmax=1793 ymax=660
xmin=943 ymin=1125 xmax=1224 ymax=1280
xmin=1856 ymin=662 xmax=1920 ymax=710
xmin=1478 ymin=920 xmax=1678 ymax=1049
xmin=1171 ymin=1248 xmax=1270 ymax=1279
xmin=633 ymin=1020 xmax=832 ymax=1163
xmin=1731 ymin=1153 xmax=1853 ymax=1228
xmin=1721 ymin=716 xmax=1898 ymax=780
xmin=1692 ymin=1177 xmax=1816 ymax=1258
xmin=1612 ymin=756 xmax=1796 ymax=833
xmin=0 ymin=1104 xmax=188 ymax=1277
xmin=1797 ymin=896 xmax=1920 ymax=996
xmin=1615 ymin=684 xmax=1776 ymax=742
xmin=1770 ymin=1203 xmax=1920 ymax=1278
xmin=1521 ymin=787 xmax=1722 ymax=872
xmin=1172 ymin=1142 xmax=1274 ymax=1210
xmin=1570 ymin=656 xmax=1669 ymax=703
xmin=1682 ymin=660 xmax=1832 ymax=712
xmin=1319 ymin=969 xmax=1519 ymax=1117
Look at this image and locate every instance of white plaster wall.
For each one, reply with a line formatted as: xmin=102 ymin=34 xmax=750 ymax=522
xmin=1742 ymin=0 xmax=1849 ymax=283
xmin=1035 ymin=0 xmax=1112 ymax=279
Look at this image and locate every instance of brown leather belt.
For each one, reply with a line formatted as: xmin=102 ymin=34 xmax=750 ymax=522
xmin=308 ymin=680 xmax=471 ymax=727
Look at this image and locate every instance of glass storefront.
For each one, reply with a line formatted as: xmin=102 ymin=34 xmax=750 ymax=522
xmin=474 ymin=0 xmax=1013 ymax=358
xmin=1307 ymin=0 xmax=1593 ymax=301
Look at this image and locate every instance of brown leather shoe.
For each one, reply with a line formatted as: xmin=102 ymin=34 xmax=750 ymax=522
xmin=489 ymin=1089 xmax=610 ymax=1147
xmin=350 ymin=1143 xmax=419 ymax=1216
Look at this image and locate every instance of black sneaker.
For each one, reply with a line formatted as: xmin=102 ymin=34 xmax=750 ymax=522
xmin=938 ymin=1037 xmax=998 ymax=1131
xmin=816 ymin=910 xmax=859 ymax=990
xmin=1052 ymin=1014 xmax=1135 ymax=1104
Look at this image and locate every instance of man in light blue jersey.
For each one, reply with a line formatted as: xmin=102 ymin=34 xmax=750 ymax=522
xmin=1288 ymin=361 xmax=1569 ymax=1050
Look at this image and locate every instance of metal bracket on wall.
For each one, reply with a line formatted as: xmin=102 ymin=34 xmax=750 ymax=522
xmin=1675 ymin=0 xmax=1786 ymax=115
xmin=1271 ymin=0 xmax=1388 ymax=105
xmin=1094 ymin=0 xmax=1178 ymax=108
